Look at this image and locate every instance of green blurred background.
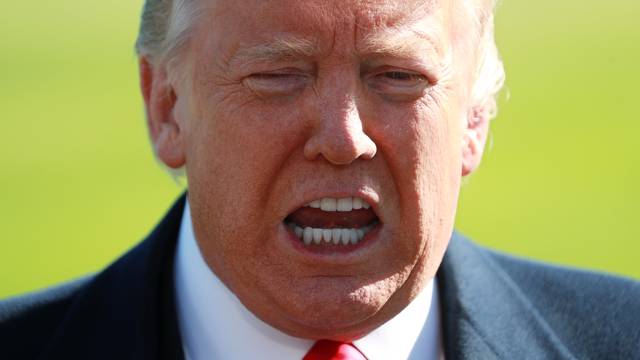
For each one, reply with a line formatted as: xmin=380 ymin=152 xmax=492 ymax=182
xmin=1 ymin=0 xmax=638 ymax=298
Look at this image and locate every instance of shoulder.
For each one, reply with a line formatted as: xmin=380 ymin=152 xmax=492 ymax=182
xmin=483 ymin=245 xmax=640 ymax=358
xmin=0 ymin=195 xmax=186 ymax=359
xmin=0 ymin=276 xmax=92 ymax=359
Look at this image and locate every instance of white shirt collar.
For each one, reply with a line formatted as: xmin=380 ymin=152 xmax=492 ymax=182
xmin=174 ymin=200 xmax=443 ymax=360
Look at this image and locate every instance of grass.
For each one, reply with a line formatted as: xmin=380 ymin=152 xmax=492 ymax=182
xmin=1 ymin=0 xmax=638 ymax=298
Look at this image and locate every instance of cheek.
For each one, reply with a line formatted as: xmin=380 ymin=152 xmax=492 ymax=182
xmin=184 ymin=83 xmax=309 ymax=235
xmin=184 ymin=99 xmax=307 ymax=291
xmin=412 ymin=97 xmax=464 ymax=207
xmin=370 ymin=99 xmax=462 ymax=198
xmin=366 ymin=96 xmax=463 ymax=254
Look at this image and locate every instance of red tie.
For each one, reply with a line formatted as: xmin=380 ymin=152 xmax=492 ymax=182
xmin=303 ymin=340 xmax=367 ymax=360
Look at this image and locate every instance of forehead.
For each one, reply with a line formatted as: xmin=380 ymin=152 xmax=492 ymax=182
xmin=228 ymin=0 xmax=440 ymax=28
xmin=196 ymin=0 xmax=452 ymax=60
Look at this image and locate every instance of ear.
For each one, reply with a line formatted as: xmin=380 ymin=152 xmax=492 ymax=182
xmin=461 ymin=105 xmax=490 ymax=176
xmin=139 ymin=57 xmax=186 ymax=169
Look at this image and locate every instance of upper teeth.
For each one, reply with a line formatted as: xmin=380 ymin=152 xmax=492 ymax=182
xmin=306 ymin=197 xmax=371 ymax=212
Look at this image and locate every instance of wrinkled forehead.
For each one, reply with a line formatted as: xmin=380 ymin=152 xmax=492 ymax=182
xmin=193 ymin=0 xmax=457 ymax=60
xmin=245 ymin=0 xmax=442 ymax=28
xmin=208 ymin=0 xmax=440 ymax=23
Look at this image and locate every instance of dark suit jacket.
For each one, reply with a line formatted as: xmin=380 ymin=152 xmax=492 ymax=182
xmin=1 ymin=195 xmax=639 ymax=359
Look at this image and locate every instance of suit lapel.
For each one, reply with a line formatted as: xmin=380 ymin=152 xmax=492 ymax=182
xmin=39 ymin=195 xmax=187 ymax=360
xmin=437 ymin=233 xmax=577 ymax=359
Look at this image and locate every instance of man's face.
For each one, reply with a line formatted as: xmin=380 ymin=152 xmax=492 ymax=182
xmin=157 ymin=0 xmax=480 ymax=340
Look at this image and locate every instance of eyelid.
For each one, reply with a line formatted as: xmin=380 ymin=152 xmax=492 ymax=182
xmin=249 ymin=73 xmax=303 ymax=82
xmin=362 ymin=60 xmax=437 ymax=83
xmin=243 ymin=69 xmax=311 ymax=98
xmin=373 ymin=65 xmax=431 ymax=80
xmin=245 ymin=68 xmax=313 ymax=86
xmin=378 ymin=71 xmax=428 ymax=84
xmin=364 ymin=67 xmax=432 ymax=102
xmin=256 ymin=66 xmax=306 ymax=74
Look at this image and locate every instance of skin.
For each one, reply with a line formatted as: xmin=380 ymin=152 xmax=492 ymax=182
xmin=140 ymin=0 xmax=490 ymax=341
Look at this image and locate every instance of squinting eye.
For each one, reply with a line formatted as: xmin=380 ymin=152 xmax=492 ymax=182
xmin=243 ymin=72 xmax=308 ymax=98
xmin=383 ymin=71 xmax=422 ymax=81
xmin=368 ymin=70 xmax=430 ymax=102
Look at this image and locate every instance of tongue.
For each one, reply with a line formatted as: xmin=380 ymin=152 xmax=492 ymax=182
xmin=286 ymin=207 xmax=377 ymax=229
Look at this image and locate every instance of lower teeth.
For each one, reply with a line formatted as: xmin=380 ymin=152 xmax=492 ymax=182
xmin=290 ymin=224 xmax=375 ymax=246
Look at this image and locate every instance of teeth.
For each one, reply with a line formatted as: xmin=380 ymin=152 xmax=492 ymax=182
xmin=303 ymin=227 xmax=313 ymax=245
xmin=322 ymin=229 xmax=332 ymax=243
xmin=305 ymin=197 xmax=372 ymax=212
xmin=320 ymin=198 xmax=337 ymax=211
xmin=341 ymin=229 xmax=351 ymax=245
xmin=337 ymin=198 xmax=352 ymax=211
xmin=352 ymin=197 xmax=363 ymax=209
xmin=312 ymin=228 xmax=323 ymax=244
xmin=292 ymin=224 xmax=375 ymax=246
xmin=349 ymin=229 xmax=358 ymax=244
xmin=331 ymin=229 xmax=341 ymax=244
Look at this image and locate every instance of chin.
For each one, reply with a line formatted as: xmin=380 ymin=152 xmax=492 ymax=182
xmin=262 ymin=275 xmax=402 ymax=339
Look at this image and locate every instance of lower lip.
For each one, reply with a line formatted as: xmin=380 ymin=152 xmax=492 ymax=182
xmin=281 ymin=222 xmax=382 ymax=258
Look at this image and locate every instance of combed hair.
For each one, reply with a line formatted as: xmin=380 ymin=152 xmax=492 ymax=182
xmin=468 ymin=0 xmax=505 ymax=120
xmin=136 ymin=0 xmax=198 ymax=69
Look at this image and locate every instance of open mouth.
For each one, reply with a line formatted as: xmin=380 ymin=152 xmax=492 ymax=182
xmin=284 ymin=196 xmax=380 ymax=247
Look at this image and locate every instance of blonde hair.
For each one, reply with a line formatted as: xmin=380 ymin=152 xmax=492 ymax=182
xmin=135 ymin=0 xmax=198 ymax=69
xmin=468 ymin=0 xmax=505 ymax=120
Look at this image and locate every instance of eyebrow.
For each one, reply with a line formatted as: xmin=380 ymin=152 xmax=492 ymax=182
xmin=229 ymin=36 xmax=317 ymax=66
xmin=359 ymin=28 xmax=444 ymax=60
xmin=228 ymin=29 xmax=446 ymax=67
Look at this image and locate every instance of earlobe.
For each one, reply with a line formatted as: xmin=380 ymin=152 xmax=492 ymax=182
xmin=139 ymin=57 xmax=186 ymax=169
xmin=461 ymin=106 xmax=490 ymax=176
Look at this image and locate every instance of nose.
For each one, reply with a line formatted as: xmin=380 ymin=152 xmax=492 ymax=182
xmin=303 ymin=93 xmax=377 ymax=165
